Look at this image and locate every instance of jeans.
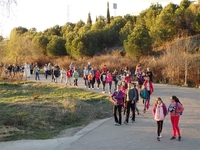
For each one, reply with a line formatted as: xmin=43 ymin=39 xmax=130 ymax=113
xmin=113 ymin=104 xmax=122 ymax=125
xmin=108 ymin=81 xmax=112 ymax=93
xmin=35 ymin=72 xmax=40 ymax=80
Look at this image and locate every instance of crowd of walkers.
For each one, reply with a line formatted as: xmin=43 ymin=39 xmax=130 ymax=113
xmin=1 ymin=61 xmax=184 ymax=142
xmin=110 ymin=63 xmax=184 ymax=142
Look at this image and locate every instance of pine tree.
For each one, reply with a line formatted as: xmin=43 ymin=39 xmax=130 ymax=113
xmin=87 ymin=12 xmax=92 ymax=25
xmin=106 ymin=2 xmax=110 ymax=24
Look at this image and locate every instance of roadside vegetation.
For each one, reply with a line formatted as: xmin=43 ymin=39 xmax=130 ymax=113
xmin=0 ymin=81 xmax=112 ymax=141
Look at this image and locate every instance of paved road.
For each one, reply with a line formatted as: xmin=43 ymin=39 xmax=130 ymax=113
xmin=0 ymin=74 xmax=200 ymax=150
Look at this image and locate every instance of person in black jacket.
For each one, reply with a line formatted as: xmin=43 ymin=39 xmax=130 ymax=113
xmin=124 ymin=82 xmax=138 ymax=124
xmin=53 ymin=67 xmax=60 ymax=83
xmin=146 ymin=67 xmax=153 ymax=82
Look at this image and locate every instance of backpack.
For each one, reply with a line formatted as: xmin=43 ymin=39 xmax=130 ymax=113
xmin=140 ymin=89 xmax=147 ymax=99
xmin=169 ymin=102 xmax=183 ymax=115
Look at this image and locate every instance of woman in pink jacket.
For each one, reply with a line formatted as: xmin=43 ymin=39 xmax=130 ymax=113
xmin=106 ymin=70 xmax=113 ymax=94
xmin=152 ymin=97 xmax=167 ymax=141
xmin=168 ymin=96 xmax=184 ymax=141
xmin=143 ymin=76 xmax=154 ymax=112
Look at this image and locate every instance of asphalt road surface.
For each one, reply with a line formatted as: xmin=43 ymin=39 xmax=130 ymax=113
xmin=0 ymin=74 xmax=200 ymax=150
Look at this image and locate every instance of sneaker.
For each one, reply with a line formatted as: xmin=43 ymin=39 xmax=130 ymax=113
xmin=102 ymin=91 xmax=105 ymax=93
xmin=124 ymin=121 xmax=128 ymax=125
xmin=157 ymin=137 xmax=160 ymax=141
xmin=170 ymin=136 xmax=176 ymax=140
xmin=178 ymin=136 xmax=181 ymax=141
xmin=159 ymin=134 xmax=162 ymax=138
xmin=115 ymin=123 xmax=120 ymax=126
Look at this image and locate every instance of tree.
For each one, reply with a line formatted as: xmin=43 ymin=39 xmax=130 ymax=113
xmin=155 ymin=3 xmax=178 ymax=44
xmin=119 ymin=21 xmax=134 ymax=44
xmin=124 ymin=25 xmax=152 ymax=61
xmin=87 ymin=12 xmax=92 ymax=25
xmin=106 ymin=2 xmax=110 ymax=24
xmin=32 ymin=34 xmax=49 ymax=55
xmin=47 ymin=36 xmax=66 ymax=56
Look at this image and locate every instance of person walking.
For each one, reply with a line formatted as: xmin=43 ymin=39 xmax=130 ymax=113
xmin=73 ymin=69 xmax=79 ymax=86
xmin=106 ymin=70 xmax=113 ymax=94
xmin=60 ymin=68 xmax=66 ymax=83
xmin=100 ymin=71 xmax=107 ymax=93
xmin=53 ymin=67 xmax=60 ymax=83
xmin=120 ymin=81 xmax=127 ymax=115
xmin=66 ymin=69 xmax=72 ymax=86
xmin=133 ymin=83 xmax=140 ymax=115
xmin=83 ymin=66 xmax=89 ymax=88
xmin=124 ymin=82 xmax=137 ymax=124
xmin=143 ymin=76 xmax=154 ymax=113
xmin=95 ymin=69 xmax=101 ymax=89
xmin=146 ymin=67 xmax=153 ymax=82
xmin=88 ymin=71 xmax=94 ymax=89
xmin=112 ymin=69 xmax=119 ymax=91
xmin=168 ymin=96 xmax=184 ymax=141
xmin=33 ymin=65 xmax=40 ymax=81
xmin=43 ymin=64 xmax=48 ymax=79
xmin=111 ymin=85 xmax=124 ymax=126
xmin=152 ymin=97 xmax=168 ymax=141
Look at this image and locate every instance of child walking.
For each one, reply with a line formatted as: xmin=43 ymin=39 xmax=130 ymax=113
xmin=168 ymin=96 xmax=184 ymax=141
xmin=152 ymin=97 xmax=167 ymax=141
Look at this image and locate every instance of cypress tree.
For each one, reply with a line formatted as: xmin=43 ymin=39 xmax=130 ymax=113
xmin=87 ymin=12 xmax=92 ymax=25
xmin=106 ymin=2 xmax=110 ymax=24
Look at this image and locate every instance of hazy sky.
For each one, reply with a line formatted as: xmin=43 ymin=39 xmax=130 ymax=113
xmin=0 ymin=0 xmax=184 ymax=37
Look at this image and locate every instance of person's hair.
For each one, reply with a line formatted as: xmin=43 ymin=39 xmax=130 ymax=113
xmin=155 ymin=97 xmax=163 ymax=107
xmin=171 ymin=95 xmax=182 ymax=105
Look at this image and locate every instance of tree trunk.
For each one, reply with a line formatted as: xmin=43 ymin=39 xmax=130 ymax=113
xmin=184 ymin=58 xmax=188 ymax=86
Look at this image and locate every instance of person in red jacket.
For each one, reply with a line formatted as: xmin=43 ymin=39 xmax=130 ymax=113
xmin=66 ymin=69 xmax=72 ymax=86
xmin=95 ymin=69 xmax=101 ymax=89
xmin=168 ymin=96 xmax=184 ymax=141
xmin=143 ymin=76 xmax=154 ymax=113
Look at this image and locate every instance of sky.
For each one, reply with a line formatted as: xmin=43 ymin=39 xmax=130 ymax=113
xmin=0 ymin=0 xmax=186 ymax=37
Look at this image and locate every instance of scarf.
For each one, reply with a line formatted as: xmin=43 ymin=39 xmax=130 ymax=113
xmin=155 ymin=103 xmax=164 ymax=121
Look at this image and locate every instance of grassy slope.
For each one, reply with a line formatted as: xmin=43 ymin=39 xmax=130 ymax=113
xmin=0 ymin=81 xmax=112 ymax=141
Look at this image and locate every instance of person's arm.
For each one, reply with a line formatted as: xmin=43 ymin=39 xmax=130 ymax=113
xmin=177 ymin=103 xmax=184 ymax=113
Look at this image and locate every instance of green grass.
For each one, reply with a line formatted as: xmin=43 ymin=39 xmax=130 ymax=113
xmin=0 ymin=81 xmax=112 ymax=141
